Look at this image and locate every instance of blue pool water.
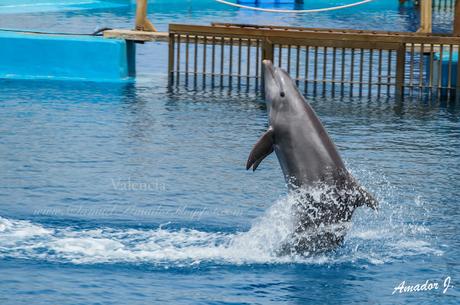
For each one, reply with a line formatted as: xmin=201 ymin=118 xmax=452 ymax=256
xmin=0 ymin=0 xmax=453 ymax=33
xmin=0 ymin=0 xmax=131 ymax=14
xmin=1 ymin=1 xmax=460 ymax=304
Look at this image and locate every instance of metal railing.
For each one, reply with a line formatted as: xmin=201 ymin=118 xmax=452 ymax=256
xmin=168 ymin=23 xmax=460 ymax=98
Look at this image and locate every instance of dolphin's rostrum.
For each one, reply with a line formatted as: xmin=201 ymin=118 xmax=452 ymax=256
xmin=247 ymin=60 xmax=378 ymax=255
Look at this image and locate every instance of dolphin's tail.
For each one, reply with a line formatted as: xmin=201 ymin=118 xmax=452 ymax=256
xmin=356 ymin=185 xmax=378 ymax=211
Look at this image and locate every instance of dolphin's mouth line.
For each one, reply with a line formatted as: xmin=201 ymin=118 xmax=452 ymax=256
xmin=263 ymin=60 xmax=285 ymax=97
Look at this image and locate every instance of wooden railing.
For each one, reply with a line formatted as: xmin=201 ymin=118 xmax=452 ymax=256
xmin=432 ymin=0 xmax=456 ymax=10
xmin=168 ymin=23 xmax=460 ymax=98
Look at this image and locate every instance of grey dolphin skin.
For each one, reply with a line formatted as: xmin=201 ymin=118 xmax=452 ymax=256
xmin=247 ymin=60 xmax=377 ymax=255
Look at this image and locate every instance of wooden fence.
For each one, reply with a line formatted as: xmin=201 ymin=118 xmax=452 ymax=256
xmin=168 ymin=23 xmax=460 ymax=98
xmin=432 ymin=0 xmax=456 ymax=10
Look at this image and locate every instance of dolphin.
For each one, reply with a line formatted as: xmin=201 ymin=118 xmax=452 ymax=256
xmin=246 ymin=60 xmax=377 ymax=255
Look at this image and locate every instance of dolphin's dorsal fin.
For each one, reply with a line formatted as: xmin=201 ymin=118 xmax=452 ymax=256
xmin=246 ymin=127 xmax=274 ymax=171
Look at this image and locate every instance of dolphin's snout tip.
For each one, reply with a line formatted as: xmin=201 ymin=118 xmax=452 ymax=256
xmin=262 ymin=60 xmax=273 ymax=67
xmin=262 ymin=60 xmax=274 ymax=77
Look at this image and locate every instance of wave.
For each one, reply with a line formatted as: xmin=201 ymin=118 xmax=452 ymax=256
xmin=0 ymin=187 xmax=441 ymax=266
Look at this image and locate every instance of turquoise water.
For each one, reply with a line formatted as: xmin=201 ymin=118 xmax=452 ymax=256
xmin=0 ymin=0 xmax=130 ymax=14
xmin=0 ymin=0 xmax=454 ymax=34
xmin=1 ymin=1 xmax=459 ymax=304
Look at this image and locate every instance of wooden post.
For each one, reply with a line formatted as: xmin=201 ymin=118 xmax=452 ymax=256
xmin=453 ymin=1 xmax=460 ymax=100
xmin=395 ymin=43 xmax=406 ymax=98
xmin=135 ymin=0 xmax=157 ymax=32
xmin=419 ymin=0 xmax=432 ymax=33
xmin=261 ymin=39 xmax=274 ymax=93
xmin=262 ymin=40 xmax=274 ymax=62
xmin=454 ymin=0 xmax=460 ymax=35
xmin=168 ymin=33 xmax=175 ymax=85
xmin=127 ymin=41 xmax=136 ymax=77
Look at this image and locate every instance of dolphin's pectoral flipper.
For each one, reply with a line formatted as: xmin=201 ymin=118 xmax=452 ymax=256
xmin=251 ymin=146 xmax=274 ymax=171
xmin=246 ymin=127 xmax=274 ymax=171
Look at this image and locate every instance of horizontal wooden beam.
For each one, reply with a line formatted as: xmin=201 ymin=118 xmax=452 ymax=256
xmin=104 ymin=24 xmax=460 ymax=48
xmin=103 ymin=29 xmax=260 ymax=46
xmin=170 ymin=23 xmax=460 ymax=45
xmin=211 ymin=22 xmax=441 ymax=37
xmin=103 ymin=29 xmax=169 ymax=42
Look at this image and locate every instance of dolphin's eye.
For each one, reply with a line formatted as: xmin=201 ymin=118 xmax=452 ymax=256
xmin=280 ymin=92 xmax=285 ymax=97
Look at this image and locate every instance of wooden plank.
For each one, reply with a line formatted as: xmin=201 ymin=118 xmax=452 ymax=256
xmin=105 ymin=25 xmax=460 ymax=46
xmin=270 ymin=37 xmax=401 ymax=50
xmin=170 ymin=24 xmax=460 ymax=45
xmin=103 ymin=29 xmax=169 ymax=42
xmin=103 ymin=29 xmax=261 ymax=45
xmin=212 ymin=22 xmax=443 ymax=37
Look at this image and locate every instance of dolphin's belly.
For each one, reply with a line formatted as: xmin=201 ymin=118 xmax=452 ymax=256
xmin=274 ymin=128 xmax=343 ymax=187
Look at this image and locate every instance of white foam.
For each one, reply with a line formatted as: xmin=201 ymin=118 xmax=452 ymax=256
xmin=0 ymin=187 xmax=441 ymax=265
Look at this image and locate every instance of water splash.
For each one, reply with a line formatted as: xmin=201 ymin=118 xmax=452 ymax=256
xmin=0 ymin=184 xmax=441 ymax=266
